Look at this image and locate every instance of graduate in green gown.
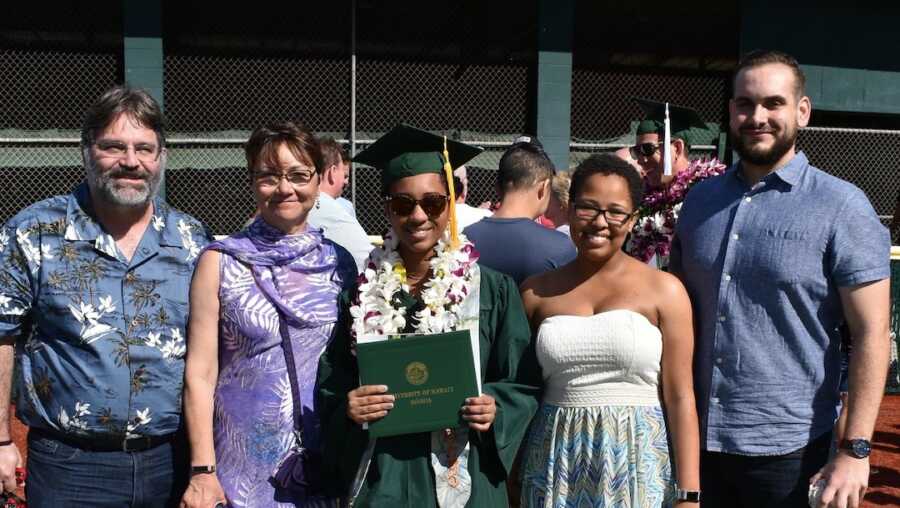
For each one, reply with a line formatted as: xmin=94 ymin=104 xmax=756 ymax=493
xmin=316 ymin=124 xmax=541 ymax=507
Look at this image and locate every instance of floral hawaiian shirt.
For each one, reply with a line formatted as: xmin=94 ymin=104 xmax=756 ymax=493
xmin=0 ymin=183 xmax=210 ymax=438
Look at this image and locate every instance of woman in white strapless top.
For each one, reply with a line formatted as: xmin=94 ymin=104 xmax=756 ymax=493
xmin=518 ymin=154 xmax=700 ymax=508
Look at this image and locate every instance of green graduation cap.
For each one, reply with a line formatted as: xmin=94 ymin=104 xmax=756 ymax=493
xmin=634 ymin=98 xmax=708 ymax=147
xmin=353 ymin=123 xmax=483 ymax=248
xmin=353 ymin=123 xmax=483 ymax=191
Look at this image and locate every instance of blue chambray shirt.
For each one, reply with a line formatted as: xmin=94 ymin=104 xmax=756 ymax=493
xmin=670 ymin=151 xmax=890 ymax=455
xmin=0 ymin=183 xmax=210 ymax=438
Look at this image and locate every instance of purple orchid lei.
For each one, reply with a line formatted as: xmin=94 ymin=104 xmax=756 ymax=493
xmin=628 ymin=157 xmax=727 ymax=266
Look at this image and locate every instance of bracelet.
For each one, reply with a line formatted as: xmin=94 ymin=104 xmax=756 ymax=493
xmin=0 ymin=440 xmax=12 ymax=447
xmin=190 ymin=464 xmax=216 ymax=474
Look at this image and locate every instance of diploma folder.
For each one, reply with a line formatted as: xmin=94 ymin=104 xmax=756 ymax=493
xmin=356 ymin=330 xmax=479 ymax=438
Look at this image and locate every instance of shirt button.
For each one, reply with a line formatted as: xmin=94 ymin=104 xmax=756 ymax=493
xmin=732 ymin=233 xmax=739 ymax=241
xmin=724 ymin=274 xmax=732 ymax=281
xmin=718 ymin=315 xmax=726 ymax=322
xmin=715 ymin=357 xmax=723 ymax=364
xmin=744 ymin=197 xmax=752 ymax=203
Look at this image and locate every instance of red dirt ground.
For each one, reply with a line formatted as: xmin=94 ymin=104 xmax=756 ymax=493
xmin=6 ymin=398 xmax=900 ymax=505
xmin=866 ymin=394 xmax=900 ymax=506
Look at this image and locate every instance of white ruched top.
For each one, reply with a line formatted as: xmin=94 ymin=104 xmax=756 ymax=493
xmin=535 ymin=309 xmax=663 ymax=407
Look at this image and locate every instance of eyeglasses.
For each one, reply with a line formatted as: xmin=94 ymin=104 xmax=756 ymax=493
xmin=253 ymin=170 xmax=317 ymax=188
xmin=572 ymin=202 xmax=635 ymax=226
xmin=628 ymin=142 xmax=664 ymax=159
xmin=386 ymin=193 xmax=449 ymax=218
xmin=94 ymin=140 xmax=161 ymax=163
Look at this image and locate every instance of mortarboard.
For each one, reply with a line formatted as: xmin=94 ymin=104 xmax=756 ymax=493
xmin=353 ymin=123 xmax=483 ymax=190
xmin=634 ymin=98 xmax=708 ymax=147
xmin=634 ymin=98 xmax=708 ymax=176
xmin=353 ymin=123 xmax=483 ymax=247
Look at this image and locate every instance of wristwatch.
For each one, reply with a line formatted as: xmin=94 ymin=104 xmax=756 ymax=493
xmin=190 ymin=464 xmax=217 ymax=474
xmin=839 ymin=438 xmax=872 ymax=459
xmin=675 ymin=487 xmax=701 ymax=503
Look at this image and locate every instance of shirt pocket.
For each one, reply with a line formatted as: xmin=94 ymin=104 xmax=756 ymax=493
xmin=750 ymin=228 xmax=813 ymax=284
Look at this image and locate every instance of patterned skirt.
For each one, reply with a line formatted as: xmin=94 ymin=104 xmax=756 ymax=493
xmin=520 ymin=403 xmax=674 ymax=508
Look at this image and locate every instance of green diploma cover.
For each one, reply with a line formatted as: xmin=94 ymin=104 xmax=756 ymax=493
xmin=356 ymin=330 xmax=479 ymax=438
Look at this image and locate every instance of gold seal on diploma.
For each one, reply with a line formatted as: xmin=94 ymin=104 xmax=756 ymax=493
xmin=405 ymin=361 xmax=429 ymax=385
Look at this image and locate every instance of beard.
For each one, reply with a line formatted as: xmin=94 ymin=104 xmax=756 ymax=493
xmin=732 ymin=124 xmax=798 ymax=167
xmin=85 ymin=155 xmax=164 ymax=208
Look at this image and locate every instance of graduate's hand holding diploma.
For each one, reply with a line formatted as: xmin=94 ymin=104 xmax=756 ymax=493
xmin=347 ymin=385 xmax=395 ymax=424
xmin=461 ymin=394 xmax=496 ymax=432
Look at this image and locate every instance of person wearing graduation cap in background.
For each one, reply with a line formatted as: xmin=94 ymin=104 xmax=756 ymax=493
xmin=316 ymin=124 xmax=541 ymax=507
xmin=626 ymin=99 xmax=727 ymax=268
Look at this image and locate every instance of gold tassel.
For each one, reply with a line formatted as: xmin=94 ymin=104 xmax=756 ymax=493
xmin=443 ymin=135 xmax=459 ymax=249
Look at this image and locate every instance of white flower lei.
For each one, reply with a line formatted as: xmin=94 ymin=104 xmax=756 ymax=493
xmin=349 ymin=229 xmax=479 ymax=339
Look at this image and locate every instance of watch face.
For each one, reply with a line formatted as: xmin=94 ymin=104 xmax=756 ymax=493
xmin=852 ymin=440 xmax=871 ymax=458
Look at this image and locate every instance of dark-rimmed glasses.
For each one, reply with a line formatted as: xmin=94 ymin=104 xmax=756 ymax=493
xmin=253 ymin=170 xmax=316 ymax=188
xmin=572 ymin=201 xmax=635 ymax=226
xmin=386 ymin=193 xmax=449 ymax=218
xmin=628 ymin=142 xmax=663 ymax=159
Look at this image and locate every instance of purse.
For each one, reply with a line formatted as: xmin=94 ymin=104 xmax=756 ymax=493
xmin=271 ymin=314 xmax=325 ymax=498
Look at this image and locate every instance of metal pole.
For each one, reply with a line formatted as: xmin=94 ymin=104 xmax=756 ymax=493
xmin=350 ymin=0 xmax=358 ymax=208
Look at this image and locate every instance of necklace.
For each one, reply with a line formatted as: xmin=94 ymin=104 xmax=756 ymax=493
xmin=350 ymin=229 xmax=479 ymax=339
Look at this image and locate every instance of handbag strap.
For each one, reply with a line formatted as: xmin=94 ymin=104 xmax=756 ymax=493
xmin=278 ymin=314 xmax=305 ymax=438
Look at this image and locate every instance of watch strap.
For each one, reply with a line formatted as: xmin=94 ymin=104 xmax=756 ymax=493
xmin=190 ymin=464 xmax=216 ymax=474
xmin=675 ymin=487 xmax=701 ymax=503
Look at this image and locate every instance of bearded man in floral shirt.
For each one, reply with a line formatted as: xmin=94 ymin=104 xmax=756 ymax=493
xmin=627 ymin=99 xmax=726 ymax=269
xmin=0 ymin=85 xmax=210 ymax=507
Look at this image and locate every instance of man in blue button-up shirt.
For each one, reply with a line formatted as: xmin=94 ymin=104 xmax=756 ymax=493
xmin=0 ymin=85 xmax=210 ymax=506
xmin=672 ymin=51 xmax=891 ymax=508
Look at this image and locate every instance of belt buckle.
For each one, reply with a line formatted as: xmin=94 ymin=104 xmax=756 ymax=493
xmin=122 ymin=435 xmax=150 ymax=452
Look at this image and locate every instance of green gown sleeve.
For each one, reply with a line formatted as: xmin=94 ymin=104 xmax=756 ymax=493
xmin=473 ymin=267 xmax=543 ymax=480
xmin=316 ymin=289 xmax=368 ymax=497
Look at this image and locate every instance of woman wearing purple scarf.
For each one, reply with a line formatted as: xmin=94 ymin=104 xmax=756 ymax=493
xmin=180 ymin=122 xmax=357 ymax=507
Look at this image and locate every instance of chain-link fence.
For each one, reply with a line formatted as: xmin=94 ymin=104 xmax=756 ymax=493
xmin=154 ymin=0 xmax=534 ymax=236
xmin=571 ymin=69 xmax=729 ymax=143
xmin=567 ymin=68 xmax=728 ymax=172
xmin=798 ymin=127 xmax=900 ymax=226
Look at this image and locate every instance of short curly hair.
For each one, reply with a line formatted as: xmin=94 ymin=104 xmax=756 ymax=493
xmin=569 ymin=153 xmax=644 ymax=211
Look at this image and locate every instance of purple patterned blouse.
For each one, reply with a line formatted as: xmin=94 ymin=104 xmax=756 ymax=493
xmin=206 ymin=218 xmax=355 ymax=507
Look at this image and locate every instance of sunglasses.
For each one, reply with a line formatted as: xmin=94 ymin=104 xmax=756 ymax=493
xmin=386 ymin=193 xmax=449 ymax=218
xmin=628 ymin=142 xmax=664 ymax=159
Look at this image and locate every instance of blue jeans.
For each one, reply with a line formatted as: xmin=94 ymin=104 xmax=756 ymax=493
xmin=700 ymin=431 xmax=832 ymax=508
xmin=25 ymin=430 xmax=187 ymax=507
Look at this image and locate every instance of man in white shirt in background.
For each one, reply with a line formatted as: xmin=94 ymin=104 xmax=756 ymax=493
xmin=453 ymin=165 xmax=492 ymax=230
xmin=308 ymin=137 xmax=372 ymax=272
xmin=334 ymin=148 xmax=356 ymax=216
